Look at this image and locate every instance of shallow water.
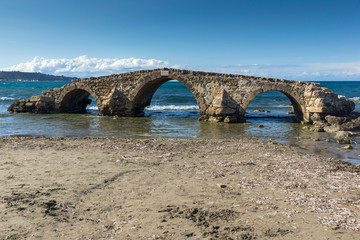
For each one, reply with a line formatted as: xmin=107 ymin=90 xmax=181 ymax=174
xmin=0 ymin=80 xmax=359 ymax=164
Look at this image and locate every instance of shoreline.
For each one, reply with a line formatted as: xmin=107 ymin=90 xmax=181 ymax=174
xmin=3 ymin=125 xmax=360 ymax=165
xmin=1 ymin=136 xmax=359 ymax=239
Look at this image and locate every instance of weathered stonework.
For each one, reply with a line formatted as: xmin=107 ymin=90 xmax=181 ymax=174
xmin=8 ymin=68 xmax=355 ymax=123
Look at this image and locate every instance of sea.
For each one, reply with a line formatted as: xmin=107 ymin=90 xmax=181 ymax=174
xmin=0 ymin=80 xmax=359 ymax=164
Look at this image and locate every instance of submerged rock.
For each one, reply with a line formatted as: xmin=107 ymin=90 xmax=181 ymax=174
xmin=320 ymin=112 xmax=360 ymax=133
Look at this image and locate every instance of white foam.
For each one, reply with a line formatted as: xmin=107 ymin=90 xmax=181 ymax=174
xmin=145 ymin=105 xmax=199 ymax=111
xmin=0 ymin=97 xmax=17 ymax=101
xmin=350 ymin=97 xmax=360 ymax=103
xmin=87 ymin=106 xmax=99 ymax=110
xmin=277 ymin=104 xmax=292 ymax=108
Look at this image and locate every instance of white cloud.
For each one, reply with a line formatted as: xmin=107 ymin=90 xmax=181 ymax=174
xmin=2 ymin=55 xmax=360 ymax=81
xmin=3 ymin=55 xmax=170 ymax=77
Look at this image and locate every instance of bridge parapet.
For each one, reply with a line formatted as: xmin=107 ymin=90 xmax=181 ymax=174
xmin=8 ymin=68 xmax=355 ymax=123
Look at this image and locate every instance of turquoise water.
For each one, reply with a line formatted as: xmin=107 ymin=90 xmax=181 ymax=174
xmin=0 ymin=80 xmax=359 ymax=163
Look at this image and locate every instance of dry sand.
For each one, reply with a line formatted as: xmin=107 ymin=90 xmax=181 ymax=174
xmin=0 ymin=136 xmax=359 ymax=240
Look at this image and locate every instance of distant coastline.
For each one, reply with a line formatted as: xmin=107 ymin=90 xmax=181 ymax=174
xmin=0 ymin=71 xmax=77 ymax=82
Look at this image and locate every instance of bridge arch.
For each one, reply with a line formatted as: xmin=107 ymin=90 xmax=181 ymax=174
xmin=57 ymin=83 xmax=102 ymax=114
xmin=130 ymin=72 xmax=206 ymax=117
xmin=241 ymin=86 xmax=305 ymax=122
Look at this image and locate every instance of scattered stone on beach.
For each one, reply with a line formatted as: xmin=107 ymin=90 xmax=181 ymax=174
xmin=310 ymin=113 xmax=322 ymax=123
xmin=302 ymin=111 xmax=359 ymax=137
xmin=325 ymin=115 xmax=349 ymax=125
xmin=310 ymin=122 xmax=325 ymax=132
xmin=324 ymin=124 xmax=340 ymax=133
xmin=334 ymin=131 xmax=352 ymax=144
xmin=321 ymin=113 xmax=360 ymax=133
xmin=331 ymin=225 xmax=340 ymax=230
xmin=340 ymin=116 xmax=360 ymax=132
xmin=258 ymin=124 xmax=265 ymax=128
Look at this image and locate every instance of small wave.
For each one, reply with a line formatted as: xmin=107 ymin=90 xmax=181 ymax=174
xmin=87 ymin=106 xmax=99 ymax=110
xmin=145 ymin=105 xmax=199 ymax=111
xmin=0 ymin=97 xmax=17 ymax=101
xmin=278 ymin=104 xmax=292 ymax=108
xmin=350 ymin=97 xmax=360 ymax=103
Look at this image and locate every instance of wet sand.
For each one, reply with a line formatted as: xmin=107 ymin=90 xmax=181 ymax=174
xmin=0 ymin=136 xmax=359 ymax=239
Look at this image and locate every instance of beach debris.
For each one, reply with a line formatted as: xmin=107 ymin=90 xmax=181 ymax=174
xmin=343 ymin=145 xmax=353 ymax=149
xmin=331 ymin=225 xmax=340 ymax=230
xmin=42 ymin=200 xmax=58 ymax=216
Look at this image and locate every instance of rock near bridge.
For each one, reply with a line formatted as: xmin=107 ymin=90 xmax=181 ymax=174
xmin=8 ymin=68 xmax=355 ymax=123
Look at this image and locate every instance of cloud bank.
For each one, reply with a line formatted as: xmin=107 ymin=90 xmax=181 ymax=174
xmin=3 ymin=56 xmax=360 ymax=81
xmin=198 ymin=62 xmax=360 ymax=81
xmin=3 ymin=56 xmax=170 ymax=78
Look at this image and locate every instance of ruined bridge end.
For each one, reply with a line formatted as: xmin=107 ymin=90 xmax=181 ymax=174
xmin=299 ymin=81 xmax=355 ymax=123
xmin=220 ymin=76 xmax=355 ymax=123
xmin=7 ymin=68 xmax=355 ymax=124
xmin=7 ymin=77 xmax=101 ymax=114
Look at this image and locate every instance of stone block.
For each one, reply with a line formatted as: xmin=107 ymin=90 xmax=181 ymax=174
xmin=306 ymin=107 xmax=324 ymax=112
xmin=35 ymin=102 xmax=47 ymax=108
xmin=215 ymin=107 xmax=236 ymax=115
xmin=39 ymin=96 xmax=54 ymax=102
xmin=25 ymin=102 xmax=35 ymax=107
xmin=223 ymin=115 xmax=238 ymax=123
xmin=29 ymin=96 xmax=42 ymax=102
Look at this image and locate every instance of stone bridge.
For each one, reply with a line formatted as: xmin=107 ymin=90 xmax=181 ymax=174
xmin=8 ymin=68 xmax=355 ymax=123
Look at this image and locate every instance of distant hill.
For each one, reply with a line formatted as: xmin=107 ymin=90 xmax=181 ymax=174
xmin=0 ymin=71 xmax=78 ymax=82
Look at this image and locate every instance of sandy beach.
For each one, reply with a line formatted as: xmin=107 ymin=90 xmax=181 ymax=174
xmin=0 ymin=136 xmax=359 ymax=239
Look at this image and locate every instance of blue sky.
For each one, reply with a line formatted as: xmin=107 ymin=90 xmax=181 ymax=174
xmin=0 ymin=0 xmax=359 ymax=80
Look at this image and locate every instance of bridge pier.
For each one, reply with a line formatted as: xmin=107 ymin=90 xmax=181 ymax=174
xmin=202 ymin=89 xmax=242 ymax=123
